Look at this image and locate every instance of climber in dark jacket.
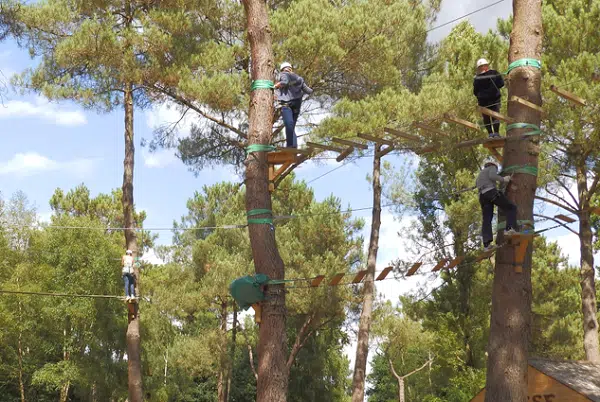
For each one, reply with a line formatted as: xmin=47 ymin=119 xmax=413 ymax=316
xmin=473 ymin=58 xmax=505 ymax=138
xmin=275 ymin=62 xmax=313 ymax=148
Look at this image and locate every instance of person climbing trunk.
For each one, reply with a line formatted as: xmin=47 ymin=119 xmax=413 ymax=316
xmin=241 ymin=0 xmax=289 ymax=401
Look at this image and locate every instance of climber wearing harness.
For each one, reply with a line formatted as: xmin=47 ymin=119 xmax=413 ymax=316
xmin=476 ymin=158 xmax=517 ymax=251
xmin=473 ymin=58 xmax=505 ymax=138
xmin=122 ymin=249 xmax=136 ymax=301
xmin=275 ymin=62 xmax=313 ymax=148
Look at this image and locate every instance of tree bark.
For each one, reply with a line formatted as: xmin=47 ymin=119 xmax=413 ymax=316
xmin=227 ymin=306 xmax=237 ymax=402
xmin=123 ymin=81 xmax=143 ymax=402
xmin=484 ymin=1 xmax=542 ymax=401
xmin=351 ymin=148 xmax=383 ymax=402
xmin=577 ymin=164 xmax=600 ymax=362
xmin=398 ymin=377 xmax=405 ymax=402
xmin=241 ymin=0 xmax=288 ymax=401
xmin=218 ymin=301 xmax=228 ymax=402
xmin=59 ymin=327 xmax=70 ymax=402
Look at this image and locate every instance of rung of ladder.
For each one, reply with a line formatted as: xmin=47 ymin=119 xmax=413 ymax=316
xmin=554 ymin=214 xmax=576 ymax=223
xmin=329 ymin=273 xmax=345 ymax=286
xmin=413 ymin=122 xmax=447 ymax=137
xmin=311 ymin=275 xmax=325 ymax=287
xmin=443 ymin=114 xmax=480 ymax=131
xmin=332 ymin=138 xmax=368 ymax=150
xmin=352 ymin=270 xmax=368 ymax=284
xmin=377 ymin=145 xmax=395 ymax=158
xmin=431 ymin=259 xmax=448 ymax=272
xmin=477 ymin=106 xmax=515 ymax=124
xmin=550 ymin=85 xmax=587 ymax=107
xmin=376 ymin=266 xmax=393 ymax=281
xmin=406 ymin=262 xmax=422 ymax=276
xmin=357 ymin=133 xmax=394 ymax=146
xmin=509 ymin=96 xmax=545 ymax=115
xmin=445 ymin=256 xmax=464 ymax=270
xmin=336 ymin=147 xmax=355 ymax=162
xmin=305 ymin=142 xmax=343 ymax=153
xmin=384 ymin=127 xmax=421 ymax=141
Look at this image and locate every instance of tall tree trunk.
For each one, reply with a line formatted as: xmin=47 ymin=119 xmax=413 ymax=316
xmin=484 ymin=1 xmax=542 ymax=401
xmin=577 ymin=164 xmax=600 ymax=362
xmin=398 ymin=377 xmax=405 ymax=402
xmin=241 ymin=1 xmax=288 ymax=401
xmin=59 ymin=382 xmax=70 ymax=402
xmin=227 ymin=306 xmax=238 ymax=402
xmin=123 ymin=82 xmax=143 ymax=402
xmin=351 ymin=148 xmax=383 ymax=402
xmin=59 ymin=327 xmax=70 ymax=402
xmin=163 ymin=349 xmax=168 ymax=386
xmin=17 ymin=294 xmax=26 ymax=402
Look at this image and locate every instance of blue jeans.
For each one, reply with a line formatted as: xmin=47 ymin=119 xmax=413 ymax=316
xmin=480 ymin=189 xmax=517 ymax=246
xmin=280 ymin=99 xmax=302 ymax=148
xmin=123 ymin=273 xmax=136 ymax=297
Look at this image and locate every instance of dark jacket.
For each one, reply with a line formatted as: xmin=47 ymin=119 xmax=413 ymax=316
xmin=276 ymin=72 xmax=313 ymax=103
xmin=473 ymin=69 xmax=504 ymax=106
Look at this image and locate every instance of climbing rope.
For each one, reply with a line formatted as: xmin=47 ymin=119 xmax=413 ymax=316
xmin=250 ymin=80 xmax=275 ymax=91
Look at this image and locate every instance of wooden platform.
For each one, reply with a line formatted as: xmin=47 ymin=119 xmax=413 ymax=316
xmin=267 ymin=148 xmax=311 ymax=192
xmin=482 ymin=137 xmax=506 ymax=162
xmin=505 ymin=232 xmax=537 ymax=273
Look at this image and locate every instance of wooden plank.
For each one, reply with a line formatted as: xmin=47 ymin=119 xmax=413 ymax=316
xmin=482 ymin=137 xmax=507 ymax=149
xmin=413 ymin=122 xmax=448 ymax=137
xmin=406 ymin=262 xmax=422 ymax=277
xmin=376 ymin=266 xmax=393 ymax=281
xmin=506 ymin=233 xmax=536 ymax=273
xmin=336 ymin=147 xmax=355 ymax=162
xmin=276 ymin=147 xmax=311 ymax=155
xmin=268 ymin=151 xmax=298 ymax=165
xmin=357 ymin=133 xmax=394 ymax=146
xmin=431 ymin=259 xmax=448 ymax=272
xmin=456 ymin=137 xmax=488 ymax=149
xmin=445 ymin=256 xmax=465 ymax=270
xmin=509 ymin=96 xmax=546 ymax=115
xmin=272 ymin=161 xmax=292 ymax=181
xmin=305 ymin=142 xmax=343 ymax=153
xmin=352 ymin=270 xmax=368 ymax=284
xmin=475 ymin=247 xmax=498 ymax=262
xmin=554 ymin=214 xmax=576 ymax=223
xmin=384 ymin=127 xmax=421 ymax=141
xmin=311 ymin=275 xmax=325 ymax=287
xmin=332 ymin=137 xmax=368 ymax=150
xmin=377 ymin=145 xmax=395 ymax=158
xmin=485 ymin=147 xmax=503 ymax=163
xmin=443 ymin=113 xmax=481 ymax=131
xmin=329 ymin=273 xmax=345 ymax=286
xmin=550 ymin=85 xmax=587 ymax=106
xmin=478 ymin=106 xmax=515 ymax=124
xmin=415 ymin=144 xmax=440 ymax=155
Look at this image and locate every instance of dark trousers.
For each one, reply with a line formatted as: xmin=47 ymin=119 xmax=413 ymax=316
xmin=123 ymin=273 xmax=136 ymax=297
xmin=480 ymin=101 xmax=501 ymax=134
xmin=280 ymin=98 xmax=302 ymax=148
xmin=480 ymin=189 xmax=517 ymax=245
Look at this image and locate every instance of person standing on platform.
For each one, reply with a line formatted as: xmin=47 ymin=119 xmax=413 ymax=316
xmin=122 ymin=249 xmax=136 ymax=301
xmin=275 ymin=62 xmax=313 ymax=148
xmin=473 ymin=58 xmax=505 ymax=138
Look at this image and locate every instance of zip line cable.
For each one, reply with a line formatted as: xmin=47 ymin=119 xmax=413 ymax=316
xmin=426 ymin=0 xmax=508 ymax=33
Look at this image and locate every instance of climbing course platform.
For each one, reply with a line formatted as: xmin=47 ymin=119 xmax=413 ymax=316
xmin=267 ymin=148 xmax=310 ymax=192
xmin=482 ymin=137 xmax=506 ymax=163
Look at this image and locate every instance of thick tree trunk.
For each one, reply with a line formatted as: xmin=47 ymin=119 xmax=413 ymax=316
xmin=577 ymin=165 xmax=600 ymax=362
xmin=123 ymin=82 xmax=143 ymax=402
xmin=351 ymin=149 xmax=383 ymax=402
xmin=241 ymin=0 xmax=288 ymax=401
xmin=59 ymin=382 xmax=70 ymax=402
xmin=484 ymin=1 xmax=542 ymax=401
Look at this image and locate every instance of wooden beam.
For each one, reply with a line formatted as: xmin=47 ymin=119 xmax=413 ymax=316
xmin=305 ymin=142 xmax=343 ymax=153
xmin=352 ymin=270 xmax=368 ymax=284
xmin=485 ymin=147 xmax=503 ymax=163
xmin=406 ymin=262 xmax=422 ymax=277
xmin=384 ymin=127 xmax=421 ymax=141
xmin=276 ymin=147 xmax=311 ymax=155
xmin=357 ymin=133 xmax=394 ymax=146
xmin=377 ymin=145 xmax=395 ymax=158
xmin=554 ymin=214 xmax=576 ymax=223
xmin=475 ymin=247 xmax=497 ymax=262
xmin=506 ymin=233 xmax=536 ymax=273
xmin=550 ymin=85 xmax=587 ymax=107
xmin=376 ymin=266 xmax=393 ymax=281
xmin=456 ymin=137 xmax=488 ymax=149
xmin=443 ymin=113 xmax=481 ymax=131
xmin=445 ymin=256 xmax=465 ymax=270
xmin=415 ymin=144 xmax=440 ymax=155
xmin=332 ymin=138 xmax=368 ymax=150
xmin=311 ymin=275 xmax=325 ymax=287
xmin=336 ymin=147 xmax=355 ymax=162
xmin=509 ymin=96 xmax=545 ymax=115
xmin=272 ymin=161 xmax=293 ymax=182
xmin=431 ymin=259 xmax=448 ymax=272
xmin=268 ymin=151 xmax=299 ymax=165
xmin=413 ymin=122 xmax=448 ymax=137
xmin=477 ymin=106 xmax=516 ymax=124
xmin=329 ymin=273 xmax=346 ymax=286
xmin=482 ymin=137 xmax=507 ymax=149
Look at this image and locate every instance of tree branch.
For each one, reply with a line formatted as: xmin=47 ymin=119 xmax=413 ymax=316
xmin=401 ymin=357 xmax=434 ymax=380
xmin=534 ymin=214 xmax=580 ymax=236
xmin=535 ymin=195 xmax=578 ymax=214
xmin=388 ymin=358 xmax=402 ymax=381
xmin=286 ymin=313 xmax=315 ymax=370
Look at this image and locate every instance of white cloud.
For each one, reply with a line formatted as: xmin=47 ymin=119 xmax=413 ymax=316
xmin=0 ymin=97 xmax=87 ymax=126
xmin=0 ymin=152 xmax=99 ymax=178
xmin=141 ymin=248 xmax=165 ymax=265
xmin=143 ymin=149 xmax=177 ymax=168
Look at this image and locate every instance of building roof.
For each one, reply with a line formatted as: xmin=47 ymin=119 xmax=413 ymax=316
xmin=530 ymin=358 xmax=600 ymax=402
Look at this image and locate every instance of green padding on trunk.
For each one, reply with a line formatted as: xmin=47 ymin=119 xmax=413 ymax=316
xmin=229 ymin=274 xmax=270 ymax=310
xmin=251 ymin=80 xmax=275 ymax=91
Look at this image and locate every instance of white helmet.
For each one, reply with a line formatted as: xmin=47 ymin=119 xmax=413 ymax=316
xmin=483 ymin=157 xmax=498 ymax=168
xmin=126 ymin=249 xmax=133 ymax=255
xmin=477 ymin=58 xmax=489 ymax=68
xmin=280 ymin=62 xmax=292 ymax=71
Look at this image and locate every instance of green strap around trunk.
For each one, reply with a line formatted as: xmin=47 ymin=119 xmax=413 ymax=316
xmin=506 ymin=58 xmax=542 ymax=75
xmin=501 ymin=165 xmax=538 ymax=176
xmin=246 ymin=144 xmax=276 ymax=154
xmin=251 ymin=80 xmax=275 ymax=91
xmin=506 ymin=123 xmax=542 ymax=137
xmin=247 ymin=209 xmax=273 ymax=225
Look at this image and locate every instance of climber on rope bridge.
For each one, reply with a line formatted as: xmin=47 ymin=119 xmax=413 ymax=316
xmin=122 ymin=249 xmax=136 ymax=301
xmin=476 ymin=158 xmax=517 ymax=251
xmin=275 ymin=62 xmax=313 ymax=148
xmin=473 ymin=58 xmax=505 ymax=138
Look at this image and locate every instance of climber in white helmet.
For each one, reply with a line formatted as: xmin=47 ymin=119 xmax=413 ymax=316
xmin=274 ymin=62 xmax=313 ymax=148
xmin=473 ymin=58 xmax=505 ymax=138
xmin=476 ymin=157 xmax=517 ymax=251
xmin=121 ymin=249 xmax=136 ymax=301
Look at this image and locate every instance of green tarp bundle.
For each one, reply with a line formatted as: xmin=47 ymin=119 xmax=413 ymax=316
xmin=229 ymin=274 xmax=270 ymax=310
